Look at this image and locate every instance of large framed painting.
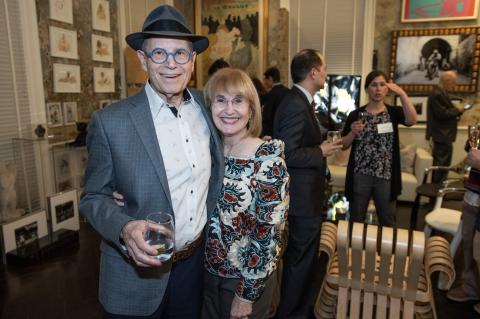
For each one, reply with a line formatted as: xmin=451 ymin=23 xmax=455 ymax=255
xmin=401 ymin=0 xmax=479 ymax=22
xmin=389 ymin=27 xmax=480 ymax=93
xmin=194 ymin=0 xmax=268 ymax=88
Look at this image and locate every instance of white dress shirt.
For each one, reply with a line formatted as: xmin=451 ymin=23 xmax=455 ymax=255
xmin=145 ymin=82 xmax=211 ymax=249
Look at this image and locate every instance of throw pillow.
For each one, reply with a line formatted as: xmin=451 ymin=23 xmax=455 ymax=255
xmin=400 ymin=144 xmax=417 ymax=174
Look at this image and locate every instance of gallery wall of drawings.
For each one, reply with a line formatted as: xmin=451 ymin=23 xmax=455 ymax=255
xmin=35 ymin=0 xmax=121 ymax=142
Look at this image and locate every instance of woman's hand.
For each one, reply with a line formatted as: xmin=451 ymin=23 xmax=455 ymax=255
xmin=386 ymin=81 xmax=406 ymax=97
xmin=350 ymin=120 xmax=365 ymax=137
xmin=230 ymin=295 xmax=252 ymax=319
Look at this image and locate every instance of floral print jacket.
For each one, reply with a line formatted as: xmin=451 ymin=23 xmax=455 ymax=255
xmin=205 ymin=139 xmax=290 ymax=302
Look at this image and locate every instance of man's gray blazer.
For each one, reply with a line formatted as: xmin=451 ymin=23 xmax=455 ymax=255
xmin=79 ymin=87 xmax=224 ymax=316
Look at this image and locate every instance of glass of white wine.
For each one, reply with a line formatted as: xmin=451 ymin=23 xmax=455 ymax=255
xmin=327 ymin=130 xmax=341 ymax=142
xmin=144 ymin=212 xmax=174 ymax=262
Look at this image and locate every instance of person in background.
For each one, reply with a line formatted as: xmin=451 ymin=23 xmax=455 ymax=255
xmin=208 ymin=58 xmax=230 ymax=77
xmin=202 ymin=68 xmax=290 ymax=319
xmin=273 ymin=49 xmax=343 ymax=318
xmin=447 ymin=142 xmax=480 ymax=305
xmin=79 ymin=5 xmax=224 ymax=318
xmin=426 ymin=70 xmax=465 ymax=183
xmin=251 ymin=76 xmax=268 ymax=106
xmin=341 ymin=70 xmax=417 ymax=227
xmin=261 ymin=67 xmax=289 ymax=137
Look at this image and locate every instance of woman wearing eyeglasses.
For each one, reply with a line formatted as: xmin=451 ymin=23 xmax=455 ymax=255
xmin=202 ymin=68 xmax=290 ymax=319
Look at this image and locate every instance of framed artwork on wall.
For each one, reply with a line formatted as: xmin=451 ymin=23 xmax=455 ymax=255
xmin=401 ymin=0 xmax=479 ymax=22
xmin=53 ymin=63 xmax=81 ymax=93
xmin=49 ymin=26 xmax=78 ymax=60
xmin=396 ymin=95 xmax=428 ymax=122
xmin=62 ymin=101 xmax=78 ymax=125
xmin=93 ymin=67 xmax=115 ymax=93
xmin=49 ymin=0 xmax=73 ymax=24
xmin=48 ymin=189 xmax=79 ymax=232
xmin=389 ymin=27 xmax=480 ymax=93
xmin=92 ymin=34 xmax=113 ymax=62
xmin=46 ymin=102 xmax=63 ymax=127
xmin=194 ymin=0 xmax=268 ymax=87
xmin=0 ymin=210 xmax=48 ymax=253
xmin=92 ymin=0 xmax=110 ymax=32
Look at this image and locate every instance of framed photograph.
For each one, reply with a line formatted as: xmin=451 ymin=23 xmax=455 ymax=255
xmin=94 ymin=67 xmax=115 ymax=93
xmin=390 ymin=27 xmax=480 ymax=93
xmin=62 ymin=101 xmax=78 ymax=125
xmin=53 ymin=63 xmax=81 ymax=93
xmin=92 ymin=34 xmax=113 ymax=62
xmin=194 ymin=0 xmax=267 ymax=87
xmin=49 ymin=0 xmax=73 ymax=24
xmin=0 ymin=211 xmax=48 ymax=253
xmin=92 ymin=0 xmax=110 ymax=32
xmin=99 ymin=99 xmax=111 ymax=109
xmin=54 ymin=149 xmax=72 ymax=182
xmin=49 ymin=26 xmax=78 ymax=60
xmin=396 ymin=95 xmax=428 ymax=122
xmin=46 ymin=102 xmax=63 ymax=127
xmin=401 ymin=0 xmax=479 ymax=22
xmin=48 ymin=189 xmax=79 ymax=232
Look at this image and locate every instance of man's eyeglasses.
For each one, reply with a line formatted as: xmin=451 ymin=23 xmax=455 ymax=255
xmin=143 ymin=48 xmax=194 ymax=65
xmin=213 ymin=96 xmax=246 ymax=108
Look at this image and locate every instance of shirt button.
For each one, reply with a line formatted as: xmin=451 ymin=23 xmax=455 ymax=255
xmin=190 ymin=217 xmax=193 ymax=221
xmin=186 ymin=139 xmax=189 ymax=142
xmin=190 ymin=190 xmax=194 ymax=194
xmin=193 ymin=164 xmax=196 ymax=168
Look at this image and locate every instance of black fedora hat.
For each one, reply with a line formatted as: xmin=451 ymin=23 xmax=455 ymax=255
xmin=125 ymin=5 xmax=209 ymax=53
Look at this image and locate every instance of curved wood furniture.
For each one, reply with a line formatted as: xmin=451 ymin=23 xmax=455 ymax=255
xmin=314 ymin=220 xmax=455 ymax=319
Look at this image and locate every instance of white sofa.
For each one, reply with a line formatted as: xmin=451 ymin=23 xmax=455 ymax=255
xmin=328 ymin=147 xmax=433 ymax=202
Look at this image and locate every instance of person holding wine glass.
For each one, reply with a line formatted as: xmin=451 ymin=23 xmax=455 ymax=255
xmin=341 ymin=70 xmax=417 ymax=226
xmin=202 ymin=68 xmax=290 ymax=319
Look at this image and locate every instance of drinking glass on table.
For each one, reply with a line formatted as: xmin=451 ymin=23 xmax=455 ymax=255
xmin=144 ymin=212 xmax=174 ymax=262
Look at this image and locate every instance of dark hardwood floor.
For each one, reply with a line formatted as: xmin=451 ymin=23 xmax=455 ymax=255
xmin=0 ymin=202 xmax=479 ymax=318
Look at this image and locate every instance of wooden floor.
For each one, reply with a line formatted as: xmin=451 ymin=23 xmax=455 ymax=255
xmin=1 ymin=202 xmax=479 ymax=319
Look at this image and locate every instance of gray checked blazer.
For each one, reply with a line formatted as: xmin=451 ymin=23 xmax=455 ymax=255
xmin=79 ymin=87 xmax=224 ymax=316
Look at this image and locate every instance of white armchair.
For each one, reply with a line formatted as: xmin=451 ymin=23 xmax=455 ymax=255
xmin=328 ymin=147 xmax=433 ymax=202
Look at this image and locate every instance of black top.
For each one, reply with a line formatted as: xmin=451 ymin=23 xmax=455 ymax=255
xmin=262 ymin=84 xmax=289 ymax=136
xmin=426 ymin=85 xmax=462 ymax=143
xmin=342 ymin=105 xmax=408 ymax=201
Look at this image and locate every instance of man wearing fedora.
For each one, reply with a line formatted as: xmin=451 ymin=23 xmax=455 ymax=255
xmin=80 ymin=5 xmax=224 ymax=318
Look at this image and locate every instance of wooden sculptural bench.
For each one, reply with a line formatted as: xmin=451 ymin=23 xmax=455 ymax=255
xmin=314 ymin=220 xmax=456 ymax=319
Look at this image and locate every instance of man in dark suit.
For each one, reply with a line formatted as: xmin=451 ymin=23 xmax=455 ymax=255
xmin=79 ymin=5 xmax=224 ymax=318
xmin=426 ymin=70 xmax=465 ymax=183
xmin=262 ymin=67 xmax=289 ymax=137
xmin=273 ymin=49 xmax=343 ymax=318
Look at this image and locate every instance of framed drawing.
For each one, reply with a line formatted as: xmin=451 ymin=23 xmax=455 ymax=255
xmin=390 ymin=27 xmax=480 ymax=93
xmin=62 ymin=101 xmax=78 ymax=125
xmin=48 ymin=189 xmax=79 ymax=232
xmin=93 ymin=67 xmax=115 ymax=93
xmin=92 ymin=34 xmax=113 ymax=62
xmin=92 ymin=0 xmax=110 ymax=32
xmin=49 ymin=26 xmax=78 ymax=60
xmin=53 ymin=63 xmax=81 ymax=93
xmin=46 ymin=102 xmax=63 ymax=127
xmin=0 ymin=210 xmax=48 ymax=253
xmin=194 ymin=0 xmax=268 ymax=87
xmin=401 ymin=0 xmax=479 ymax=22
xmin=396 ymin=95 xmax=428 ymax=122
xmin=49 ymin=0 xmax=73 ymax=24
xmin=99 ymin=99 xmax=111 ymax=109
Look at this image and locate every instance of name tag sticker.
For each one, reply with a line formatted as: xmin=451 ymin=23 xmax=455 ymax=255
xmin=377 ymin=122 xmax=393 ymax=134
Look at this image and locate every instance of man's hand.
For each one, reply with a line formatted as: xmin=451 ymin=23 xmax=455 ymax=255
xmin=467 ymin=148 xmax=480 ymax=170
xmin=350 ymin=120 xmax=365 ymax=137
xmin=230 ymin=295 xmax=252 ymax=319
xmin=121 ymin=220 xmax=163 ymax=267
xmin=320 ymin=139 xmax=343 ymax=157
